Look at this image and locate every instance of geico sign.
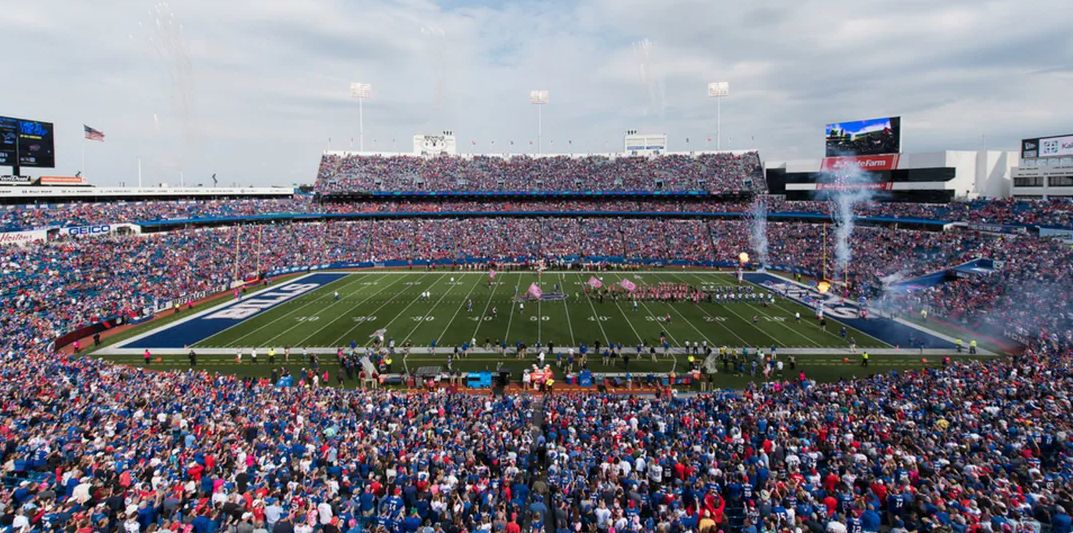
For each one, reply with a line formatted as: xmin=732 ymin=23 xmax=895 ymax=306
xmin=65 ymin=225 xmax=112 ymax=237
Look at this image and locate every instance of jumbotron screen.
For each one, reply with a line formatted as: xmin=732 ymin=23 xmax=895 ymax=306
xmin=824 ymin=116 xmax=900 ymax=157
xmin=0 ymin=115 xmax=55 ymax=168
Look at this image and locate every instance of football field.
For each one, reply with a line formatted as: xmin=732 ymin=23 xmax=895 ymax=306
xmin=95 ymin=269 xmax=999 ymax=387
xmin=190 ymin=270 xmax=885 ymax=350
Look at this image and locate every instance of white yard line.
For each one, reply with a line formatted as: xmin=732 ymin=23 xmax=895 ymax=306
xmin=328 ymin=274 xmax=427 ymax=347
xmin=503 ymin=274 xmax=525 ymax=344
xmin=432 ymin=273 xmax=486 ymax=345
xmin=673 ymin=272 xmax=806 ymax=347
xmin=609 ymin=273 xmax=680 ymax=347
xmin=364 ymin=273 xmax=450 ymax=347
xmin=560 ymin=273 xmax=577 ymax=347
xmin=471 ymin=275 xmax=505 ymax=342
xmin=126 ymin=272 xmax=348 ymax=349
xmin=286 ymin=273 xmax=408 ymax=347
xmin=215 ymin=275 xmax=370 ymax=347
xmin=575 ymin=273 xmax=611 ymax=347
xmin=400 ymin=274 xmax=467 ymax=345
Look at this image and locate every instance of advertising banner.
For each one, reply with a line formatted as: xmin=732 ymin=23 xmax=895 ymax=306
xmin=820 ymin=153 xmax=900 ymax=172
xmin=1039 ymin=134 xmax=1073 ymax=158
xmin=58 ymin=223 xmax=140 ymax=238
xmin=39 ymin=176 xmax=88 ymax=185
xmin=0 ymin=175 xmax=33 ymax=185
xmin=0 ymin=229 xmax=47 ymax=246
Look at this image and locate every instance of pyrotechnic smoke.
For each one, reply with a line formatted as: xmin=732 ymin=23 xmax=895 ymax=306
xmin=747 ymin=195 xmax=769 ymax=268
xmin=147 ymin=1 xmax=197 ymax=172
xmin=632 ymin=39 xmax=666 ymax=117
xmin=822 ymin=160 xmax=876 ymax=278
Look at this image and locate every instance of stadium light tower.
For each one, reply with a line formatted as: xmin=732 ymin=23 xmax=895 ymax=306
xmin=350 ymin=82 xmax=372 ymax=151
xmin=529 ymin=90 xmax=549 ymax=154
xmin=707 ymin=81 xmax=730 ymax=150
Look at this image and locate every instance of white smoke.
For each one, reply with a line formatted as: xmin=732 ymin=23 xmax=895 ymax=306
xmin=878 ymin=270 xmax=909 ymax=286
xmin=820 ymin=159 xmax=879 ymax=279
xmin=747 ymin=195 xmax=769 ymax=267
xmin=147 ymin=1 xmax=197 ymax=174
xmin=632 ymin=39 xmax=666 ymax=118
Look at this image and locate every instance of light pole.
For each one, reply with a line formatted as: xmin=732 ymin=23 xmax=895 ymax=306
xmin=707 ymin=81 xmax=729 ymax=150
xmin=529 ymin=89 xmax=549 ymax=154
xmin=350 ymin=82 xmax=372 ymax=151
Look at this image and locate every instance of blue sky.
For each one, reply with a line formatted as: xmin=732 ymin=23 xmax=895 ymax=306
xmin=2 ymin=0 xmax=1071 ymax=186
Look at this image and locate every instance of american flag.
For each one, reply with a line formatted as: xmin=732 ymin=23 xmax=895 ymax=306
xmin=83 ymin=125 xmax=105 ymax=142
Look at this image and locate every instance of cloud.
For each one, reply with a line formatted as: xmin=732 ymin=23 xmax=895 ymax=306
xmin=1 ymin=0 xmax=1070 ymax=185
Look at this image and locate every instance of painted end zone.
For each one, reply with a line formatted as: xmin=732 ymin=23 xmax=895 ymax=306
xmin=744 ymin=272 xmax=953 ymax=349
xmin=121 ymin=273 xmax=348 ymax=349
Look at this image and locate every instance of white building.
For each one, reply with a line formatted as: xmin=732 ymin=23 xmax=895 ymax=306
xmin=1010 ymin=134 xmax=1073 ymax=199
xmin=765 ymin=150 xmax=1018 ymax=201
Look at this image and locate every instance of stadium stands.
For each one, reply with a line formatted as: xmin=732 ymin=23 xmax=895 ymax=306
xmin=3 ymin=196 xmax=1073 ymax=232
xmin=314 ymin=153 xmax=766 ymax=194
xmin=2 ymin=217 xmax=1070 ymax=356
xmin=0 ymin=201 xmax=1071 ymax=531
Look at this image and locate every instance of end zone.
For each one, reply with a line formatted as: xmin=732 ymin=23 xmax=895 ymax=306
xmin=109 ymin=272 xmax=349 ymax=353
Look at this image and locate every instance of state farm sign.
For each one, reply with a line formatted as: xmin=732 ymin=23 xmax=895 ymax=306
xmin=820 ymin=154 xmax=900 ymax=172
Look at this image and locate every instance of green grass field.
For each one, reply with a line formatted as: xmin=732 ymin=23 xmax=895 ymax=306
xmin=193 ymin=271 xmax=887 ymax=351
xmin=93 ymin=270 xmax=1001 ymax=389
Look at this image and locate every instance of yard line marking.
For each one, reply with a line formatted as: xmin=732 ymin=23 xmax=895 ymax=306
xmin=732 ymin=272 xmax=890 ymax=348
xmin=575 ymin=273 xmax=611 ymax=347
xmin=205 ymin=274 xmax=368 ymax=348
xmin=401 ymin=273 xmax=468 ymax=345
xmin=560 ymin=273 xmax=576 ymax=347
xmin=693 ymin=272 xmax=825 ymax=346
xmin=537 ymin=277 xmax=543 ymax=344
xmin=432 ymin=272 xmax=485 ymax=346
xmin=503 ymin=274 xmax=525 ymax=344
xmin=365 ymin=273 xmax=450 ymax=348
xmin=679 ymin=272 xmax=785 ymax=347
xmin=654 ymin=296 xmax=717 ymax=347
xmin=327 ymin=274 xmax=425 ymax=347
xmin=289 ymin=273 xmax=410 ymax=347
xmin=608 ymin=273 xmax=680 ymax=347
xmin=664 ymin=273 xmax=750 ymax=346
xmin=596 ymin=275 xmax=645 ymax=344
xmin=471 ymin=273 xmax=505 ymax=342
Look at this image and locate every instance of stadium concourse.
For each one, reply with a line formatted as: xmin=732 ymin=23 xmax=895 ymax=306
xmin=0 ymin=154 xmax=1070 ymax=532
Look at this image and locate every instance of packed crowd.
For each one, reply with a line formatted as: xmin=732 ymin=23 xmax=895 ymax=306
xmin=1 ymin=333 xmax=1070 ymax=532
xmin=3 ymin=217 xmax=1071 ymax=357
xmin=0 ymin=198 xmax=312 ymax=232
xmin=3 ymin=195 xmax=1073 ymax=233
xmin=314 ymin=153 xmax=766 ymax=194
xmin=0 ymin=213 xmax=1072 ymax=531
xmin=541 ymin=337 xmax=1073 ymax=532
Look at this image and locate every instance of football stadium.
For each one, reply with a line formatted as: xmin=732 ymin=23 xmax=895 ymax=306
xmin=2 ymin=1 xmax=1073 ymax=532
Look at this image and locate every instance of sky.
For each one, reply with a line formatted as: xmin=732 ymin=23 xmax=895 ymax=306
xmin=3 ymin=0 xmax=1071 ymax=187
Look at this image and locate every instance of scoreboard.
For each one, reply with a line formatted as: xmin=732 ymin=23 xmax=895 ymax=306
xmin=0 ymin=115 xmax=55 ymax=168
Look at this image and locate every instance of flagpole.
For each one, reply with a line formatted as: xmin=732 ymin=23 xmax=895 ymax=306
xmin=137 ymin=157 xmax=143 ymax=188
xmin=81 ymin=137 xmax=86 ymax=178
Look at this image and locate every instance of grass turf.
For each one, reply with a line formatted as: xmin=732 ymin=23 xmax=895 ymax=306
xmin=191 ymin=271 xmax=887 ymax=351
xmin=93 ymin=270 xmax=997 ymax=389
